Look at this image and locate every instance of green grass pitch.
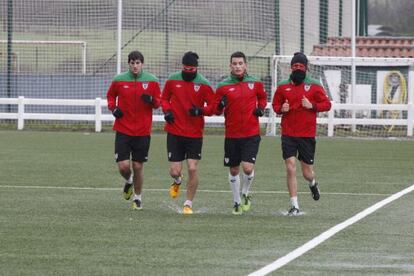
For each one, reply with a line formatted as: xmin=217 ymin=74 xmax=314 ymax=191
xmin=0 ymin=130 xmax=413 ymax=275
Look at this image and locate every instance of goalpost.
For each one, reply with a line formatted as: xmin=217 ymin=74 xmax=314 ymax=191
xmin=0 ymin=40 xmax=87 ymax=74
xmin=268 ymin=55 xmax=414 ymax=138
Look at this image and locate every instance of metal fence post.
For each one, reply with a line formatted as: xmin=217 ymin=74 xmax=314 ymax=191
xmin=95 ymin=97 xmax=102 ymax=132
xmin=17 ymin=96 xmax=24 ymax=130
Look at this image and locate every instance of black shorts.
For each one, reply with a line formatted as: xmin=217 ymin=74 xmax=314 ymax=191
xmin=281 ymin=135 xmax=316 ymax=165
xmin=114 ymin=132 xmax=151 ymax=163
xmin=224 ymin=135 xmax=261 ymax=167
xmin=167 ymin=133 xmax=203 ymax=162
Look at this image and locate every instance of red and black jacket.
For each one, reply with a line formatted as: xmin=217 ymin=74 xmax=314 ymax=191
xmin=215 ymin=74 xmax=267 ymax=138
xmin=161 ymin=71 xmax=215 ymax=138
xmin=107 ymin=70 xmax=161 ymax=136
xmin=272 ymin=75 xmax=331 ymax=137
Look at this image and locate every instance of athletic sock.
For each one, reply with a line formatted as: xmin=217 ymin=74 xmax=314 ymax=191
xmin=228 ymin=173 xmax=241 ymax=204
xmin=242 ymin=170 xmax=254 ymax=195
xmin=290 ymin=196 xmax=299 ymax=209
xmin=184 ymin=200 xmax=192 ymax=207
xmin=309 ymin=178 xmax=316 ymax=187
xmin=173 ymin=175 xmax=182 ymax=184
xmin=133 ymin=194 xmax=141 ymax=201
xmin=126 ymin=174 xmax=133 ymax=184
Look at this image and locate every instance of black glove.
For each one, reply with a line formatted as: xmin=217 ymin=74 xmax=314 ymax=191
xmin=189 ymin=106 xmax=203 ymax=116
xmin=141 ymin=94 xmax=153 ymax=104
xmin=218 ymin=95 xmax=227 ymax=110
xmin=253 ymin=107 xmax=264 ymax=117
xmin=164 ymin=111 xmax=174 ymax=123
xmin=112 ymin=107 xmax=123 ymax=118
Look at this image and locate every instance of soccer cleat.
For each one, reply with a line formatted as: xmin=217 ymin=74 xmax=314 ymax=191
xmin=169 ymin=175 xmax=183 ymax=199
xmin=241 ymin=194 xmax=252 ymax=212
xmin=123 ymin=182 xmax=133 ymax=200
xmin=232 ymin=203 xmax=243 ymax=215
xmin=309 ymin=182 xmax=320 ymax=201
xmin=169 ymin=183 xmax=181 ymax=199
xmin=132 ymin=199 xmax=142 ymax=210
xmin=287 ymin=206 xmax=301 ymax=216
xmin=183 ymin=205 xmax=193 ymax=215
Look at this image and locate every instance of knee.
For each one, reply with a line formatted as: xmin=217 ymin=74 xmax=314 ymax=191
xmin=286 ymin=163 xmax=296 ymax=175
xmin=132 ymin=162 xmax=143 ymax=172
xmin=229 ymin=167 xmax=239 ymax=176
xmin=118 ymin=162 xmax=130 ymax=174
xmin=187 ymin=166 xmax=198 ymax=176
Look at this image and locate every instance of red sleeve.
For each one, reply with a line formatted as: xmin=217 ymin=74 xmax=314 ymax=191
xmin=313 ymin=86 xmax=332 ymax=112
xmin=256 ymin=82 xmax=267 ymax=110
xmin=201 ymin=85 xmax=216 ymax=116
xmin=151 ymin=82 xmax=162 ymax=109
xmin=106 ymin=81 xmax=117 ymax=111
xmin=272 ymin=86 xmax=284 ymax=114
xmin=161 ymin=80 xmax=172 ymax=113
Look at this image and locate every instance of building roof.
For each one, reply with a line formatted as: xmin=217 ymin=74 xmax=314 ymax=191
xmin=311 ymin=37 xmax=414 ymax=58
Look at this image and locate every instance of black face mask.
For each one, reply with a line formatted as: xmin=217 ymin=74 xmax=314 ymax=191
xmin=290 ymin=70 xmax=306 ymax=85
xmin=182 ymin=71 xmax=197 ymax=82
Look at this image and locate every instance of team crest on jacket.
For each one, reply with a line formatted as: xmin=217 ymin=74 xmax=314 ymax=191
xmin=194 ymin=84 xmax=200 ymax=92
xmin=248 ymin=82 xmax=255 ymax=90
xmin=304 ymin=84 xmax=311 ymax=91
xmin=142 ymin=82 xmax=148 ymax=90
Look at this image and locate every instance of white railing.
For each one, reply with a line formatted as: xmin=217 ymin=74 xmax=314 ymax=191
xmin=0 ymin=97 xmax=413 ymax=136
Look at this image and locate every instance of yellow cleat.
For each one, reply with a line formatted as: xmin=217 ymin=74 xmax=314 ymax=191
xmin=169 ymin=175 xmax=183 ymax=199
xmin=183 ymin=205 xmax=193 ymax=215
xmin=132 ymin=199 xmax=142 ymax=210
xmin=241 ymin=194 xmax=251 ymax=212
xmin=123 ymin=182 xmax=133 ymax=200
xmin=169 ymin=183 xmax=181 ymax=199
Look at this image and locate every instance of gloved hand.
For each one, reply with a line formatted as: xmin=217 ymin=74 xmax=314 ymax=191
xmin=253 ymin=107 xmax=264 ymax=117
xmin=218 ymin=95 xmax=227 ymax=110
xmin=141 ymin=94 xmax=153 ymax=104
xmin=164 ymin=110 xmax=174 ymax=123
xmin=189 ymin=106 xmax=203 ymax=116
xmin=112 ymin=107 xmax=123 ymax=118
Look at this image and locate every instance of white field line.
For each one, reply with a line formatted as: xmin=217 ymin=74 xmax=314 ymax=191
xmin=0 ymin=185 xmax=390 ymax=196
xmin=248 ymin=183 xmax=414 ymax=276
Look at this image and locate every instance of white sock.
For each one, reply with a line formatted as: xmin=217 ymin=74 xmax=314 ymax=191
xmin=290 ymin=196 xmax=299 ymax=209
xmin=242 ymin=171 xmax=254 ymax=195
xmin=133 ymin=194 xmax=141 ymax=201
xmin=173 ymin=175 xmax=182 ymax=184
xmin=126 ymin=174 xmax=133 ymax=184
xmin=309 ymin=178 xmax=316 ymax=187
xmin=184 ymin=200 xmax=192 ymax=207
xmin=228 ymin=173 xmax=241 ymax=204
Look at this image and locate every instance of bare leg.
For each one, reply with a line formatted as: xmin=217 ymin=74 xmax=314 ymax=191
xmin=185 ymin=159 xmax=199 ymax=201
xmin=131 ymin=161 xmax=144 ymax=195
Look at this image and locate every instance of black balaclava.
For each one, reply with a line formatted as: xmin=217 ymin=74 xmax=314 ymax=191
xmin=182 ymin=51 xmax=199 ymax=81
xmin=290 ymin=52 xmax=308 ymax=85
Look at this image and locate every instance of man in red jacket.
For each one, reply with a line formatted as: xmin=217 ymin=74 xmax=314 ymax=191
xmin=107 ymin=50 xmax=161 ymax=210
xmin=272 ymin=52 xmax=331 ymax=216
xmin=215 ymin=51 xmax=267 ymax=215
xmin=161 ymin=51 xmax=215 ymax=215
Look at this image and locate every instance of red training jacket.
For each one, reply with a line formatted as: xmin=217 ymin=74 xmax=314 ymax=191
xmin=107 ymin=70 xmax=161 ymax=136
xmin=161 ymin=71 xmax=215 ymax=138
xmin=215 ymin=74 xmax=267 ymax=138
xmin=272 ymin=75 xmax=331 ymax=137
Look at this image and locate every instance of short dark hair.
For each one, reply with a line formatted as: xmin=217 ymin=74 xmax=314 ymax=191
xmin=128 ymin=51 xmax=144 ymax=63
xmin=182 ymin=51 xmax=199 ymax=66
xmin=230 ymin=51 xmax=246 ymax=63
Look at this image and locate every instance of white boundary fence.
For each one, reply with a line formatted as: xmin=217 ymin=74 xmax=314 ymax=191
xmin=0 ymin=97 xmax=413 ymax=136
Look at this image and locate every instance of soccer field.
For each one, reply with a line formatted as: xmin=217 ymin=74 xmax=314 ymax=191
xmin=0 ymin=130 xmax=413 ymax=275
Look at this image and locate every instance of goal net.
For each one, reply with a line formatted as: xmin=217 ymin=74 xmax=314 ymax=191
xmin=268 ymin=55 xmax=414 ymax=138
